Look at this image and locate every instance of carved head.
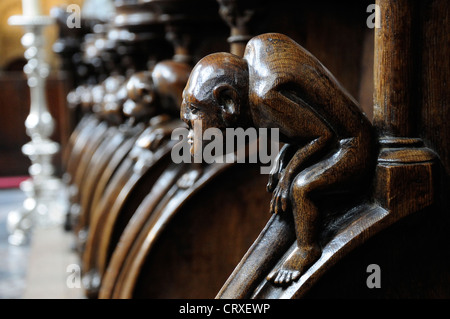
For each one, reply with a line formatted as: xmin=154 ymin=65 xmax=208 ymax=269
xmin=101 ymin=75 xmax=127 ymax=124
xmin=123 ymin=71 xmax=157 ymax=122
xmin=181 ymin=52 xmax=251 ymax=135
xmin=123 ymin=60 xmax=193 ymax=123
xmin=152 ymin=60 xmax=192 ymax=115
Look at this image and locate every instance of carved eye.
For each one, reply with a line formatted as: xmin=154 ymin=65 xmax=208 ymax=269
xmin=189 ymin=103 xmax=200 ymax=114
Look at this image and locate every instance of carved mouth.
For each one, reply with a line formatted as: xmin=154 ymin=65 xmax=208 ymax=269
xmin=187 ymin=129 xmax=195 ymax=155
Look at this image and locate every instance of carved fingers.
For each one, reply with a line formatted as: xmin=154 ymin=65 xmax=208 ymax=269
xmin=266 ymin=159 xmax=281 ymax=192
xmin=269 ymin=180 xmax=290 ymax=215
xmin=266 ymin=171 xmax=279 ymax=193
xmin=267 ymin=144 xmax=294 ymax=192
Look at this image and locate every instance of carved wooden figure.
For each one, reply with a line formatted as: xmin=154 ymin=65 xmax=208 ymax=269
xmin=71 ymin=23 xmax=159 ymax=215
xmin=91 ymin=65 xmax=193 ymax=297
xmin=86 ymin=70 xmax=162 ymax=218
xmin=215 ymin=0 xmax=447 ymax=299
xmin=181 ymin=32 xmax=377 ymax=287
xmin=66 ymin=0 xmax=173 ymax=242
xmin=61 ymin=25 xmax=118 ymax=230
xmin=81 ymin=7 xmax=198 ymax=296
xmin=80 ymin=25 xmax=174 ymax=233
xmin=98 ymin=0 xmax=271 ymax=299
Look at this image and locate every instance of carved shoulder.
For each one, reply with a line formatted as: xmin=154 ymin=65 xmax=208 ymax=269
xmin=244 ymin=33 xmax=372 ymax=140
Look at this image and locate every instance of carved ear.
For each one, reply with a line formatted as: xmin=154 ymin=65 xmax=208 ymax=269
xmin=213 ymin=83 xmax=240 ymax=116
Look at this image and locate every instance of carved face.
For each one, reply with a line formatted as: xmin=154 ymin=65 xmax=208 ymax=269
xmin=99 ymin=75 xmax=126 ymax=124
xmin=181 ymin=53 xmax=250 ymax=154
xmin=123 ymin=71 xmax=157 ymax=122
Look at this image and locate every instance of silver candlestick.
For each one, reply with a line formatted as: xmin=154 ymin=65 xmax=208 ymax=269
xmin=7 ymin=15 xmax=67 ymax=245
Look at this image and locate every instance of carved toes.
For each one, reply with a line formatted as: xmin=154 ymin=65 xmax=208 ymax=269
xmin=267 ymin=269 xmax=301 ymax=286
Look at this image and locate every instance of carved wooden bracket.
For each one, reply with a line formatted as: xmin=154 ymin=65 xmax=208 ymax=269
xmin=217 ymin=0 xmax=442 ymax=298
xmin=219 ymin=140 xmax=438 ymax=299
xmin=181 ymin=28 xmax=439 ymax=298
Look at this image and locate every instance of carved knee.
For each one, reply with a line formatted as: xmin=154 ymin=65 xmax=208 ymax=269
xmin=290 ymin=172 xmax=316 ymax=203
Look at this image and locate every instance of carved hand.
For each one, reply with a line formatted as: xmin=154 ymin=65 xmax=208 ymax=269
xmin=269 ymin=176 xmax=291 ymax=215
xmin=266 ymin=161 xmax=282 ymax=193
xmin=267 ymin=144 xmax=295 ymax=193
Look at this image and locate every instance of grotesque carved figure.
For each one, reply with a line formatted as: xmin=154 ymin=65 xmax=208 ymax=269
xmin=124 ymin=60 xmax=192 ymax=122
xmin=123 ymin=71 xmax=158 ymax=123
xmin=181 ymin=33 xmax=376 ymax=286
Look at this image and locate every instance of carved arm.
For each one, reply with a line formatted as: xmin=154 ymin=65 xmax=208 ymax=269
xmin=270 ymin=135 xmax=334 ymax=215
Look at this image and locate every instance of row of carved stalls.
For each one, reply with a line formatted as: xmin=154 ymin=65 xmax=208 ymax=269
xmin=57 ymin=0 xmax=450 ymax=299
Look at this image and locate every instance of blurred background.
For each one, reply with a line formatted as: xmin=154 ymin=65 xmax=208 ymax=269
xmin=0 ymin=0 xmax=114 ymax=299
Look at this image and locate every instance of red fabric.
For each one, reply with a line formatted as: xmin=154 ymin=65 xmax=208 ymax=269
xmin=0 ymin=176 xmax=29 ymax=189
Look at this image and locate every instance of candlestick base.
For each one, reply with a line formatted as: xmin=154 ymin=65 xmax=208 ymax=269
xmin=7 ymin=177 xmax=68 ymax=246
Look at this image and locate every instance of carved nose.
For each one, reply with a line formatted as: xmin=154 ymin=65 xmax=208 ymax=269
xmin=180 ymin=101 xmax=193 ymax=127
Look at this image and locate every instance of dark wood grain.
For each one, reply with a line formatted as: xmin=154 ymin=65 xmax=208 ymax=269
xmin=373 ymin=0 xmax=418 ymax=137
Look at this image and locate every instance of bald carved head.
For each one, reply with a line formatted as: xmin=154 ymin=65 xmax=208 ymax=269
xmin=181 ymin=52 xmax=251 ymax=133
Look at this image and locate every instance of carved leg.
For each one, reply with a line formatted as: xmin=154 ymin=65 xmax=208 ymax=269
xmin=267 ymin=178 xmax=321 ymax=285
xmin=268 ymin=138 xmax=370 ymax=285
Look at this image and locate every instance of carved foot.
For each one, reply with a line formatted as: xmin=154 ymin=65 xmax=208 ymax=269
xmin=267 ymin=244 xmax=321 ymax=286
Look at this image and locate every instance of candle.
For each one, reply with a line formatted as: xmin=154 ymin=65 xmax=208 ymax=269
xmin=22 ymin=0 xmax=42 ymax=17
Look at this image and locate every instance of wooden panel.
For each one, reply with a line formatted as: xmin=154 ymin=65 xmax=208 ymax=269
xmin=419 ymin=0 xmax=450 ymax=174
xmin=252 ymin=0 xmax=374 ymax=119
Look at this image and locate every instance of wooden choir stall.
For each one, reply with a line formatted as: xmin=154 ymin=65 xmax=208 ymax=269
xmin=57 ymin=0 xmax=449 ymax=299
